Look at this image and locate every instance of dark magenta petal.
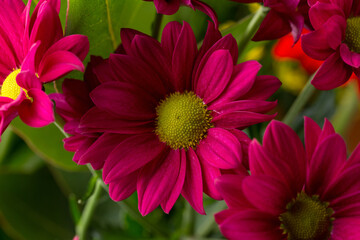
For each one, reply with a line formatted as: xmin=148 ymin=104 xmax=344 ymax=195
xmin=340 ymin=44 xmax=360 ymax=68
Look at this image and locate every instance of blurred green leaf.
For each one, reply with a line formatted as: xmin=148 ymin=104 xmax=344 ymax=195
xmin=0 ymin=167 xmax=74 ymax=240
xmin=10 ymin=118 xmax=80 ymax=171
xmin=66 ymin=0 xmax=155 ymax=60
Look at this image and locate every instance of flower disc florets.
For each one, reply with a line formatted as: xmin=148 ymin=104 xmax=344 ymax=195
xmin=345 ymin=17 xmax=360 ymax=53
xmin=155 ymin=91 xmax=213 ymax=150
xmin=280 ymin=192 xmax=333 ymax=240
xmin=1 ymin=69 xmax=22 ymax=100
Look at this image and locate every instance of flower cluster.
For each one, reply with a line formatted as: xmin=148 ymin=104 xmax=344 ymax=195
xmin=2 ymin=0 xmax=360 ymax=239
xmin=55 ymin=21 xmax=280 ymax=216
xmin=215 ymin=118 xmax=360 ymax=239
xmin=0 ymin=0 xmax=88 ymax=138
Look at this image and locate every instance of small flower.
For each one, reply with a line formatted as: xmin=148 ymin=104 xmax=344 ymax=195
xmin=215 ymin=118 xmax=360 ymax=239
xmin=232 ymin=0 xmax=310 ymax=42
xmin=144 ymin=0 xmax=218 ymax=27
xmin=302 ymin=0 xmax=360 ymax=90
xmin=50 ymin=56 xmax=103 ymax=169
xmin=0 ymin=0 xmax=89 ymax=137
xmin=76 ymin=21 xmax=280 ymax=215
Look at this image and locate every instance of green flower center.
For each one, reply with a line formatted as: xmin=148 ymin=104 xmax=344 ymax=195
xmin=155 ymin=91 xmax=213 ymax=150
xmin=345 ymin=17 xmax=360 ymax=53
xmin=1 ymin=69 xmax=22 ymax=100
xmin=280 ymin=192 xmax=334 ymax=240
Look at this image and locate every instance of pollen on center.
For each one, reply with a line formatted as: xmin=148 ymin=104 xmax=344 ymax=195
xmin=155 ymin=91 xmax=213 ymax=150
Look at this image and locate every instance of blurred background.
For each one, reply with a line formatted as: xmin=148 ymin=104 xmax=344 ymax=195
xmin=0 ymin=0 xmax=359 ymax=239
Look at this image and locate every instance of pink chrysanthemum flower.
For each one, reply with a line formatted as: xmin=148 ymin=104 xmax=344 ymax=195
xmin=301 ymin=0 xmax=360 ymax=90
xmin=0 ymin=0 xmax=89 ymax=136
xmin=50 ymin=56 xmax=103 ymax=169
xmin=144 ymin=0 xmax=218 ymax=27
xmin=215 ymin=118 xmax=360 ymax=239
xmin=75 ymin=21 xmax=280 ymax=216
xmin=232 ymin=0 xmax=310 ymax=42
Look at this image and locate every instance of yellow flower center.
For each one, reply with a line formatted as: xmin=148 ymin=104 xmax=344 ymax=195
xmin=345 ymin=17 xmax=360 ymax=53
xmin=155 ymin=91 xmax=213 ymax=150
xmin=280 ymin=192 xmax=334 ymax=240
xmin=1 ymin=69 xmax=23 ymax=100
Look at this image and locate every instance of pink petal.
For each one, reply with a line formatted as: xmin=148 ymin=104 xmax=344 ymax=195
xmin=304 ymin=116 xmax=322 ymax=161
xmin=248 ymin=140 xmax=296 ymax=194
xmin=181 ymin=148 xmax=205 ymax=214
xmin=90 ymin=81 xmax=157 ymax=120
xmin=215 ymin=174 xmax=252 ymax=209
xmin=340 ymin=43 xmax=360 ymax=68
xmin=211 ymin=61 xmax=260 ymax=105
xmin=198 ymin=158 xmax=222 ymax=200
xmin=192 ymin=0 xmax=218 ymax=28
xmin=38 ymin=51 xmax=85 ymax=83
xmin=120 ymin=28 xmax=149 ymax=55
xmin=239 ymin=75 xmax=281 ymax=100
xmin=109 ymin=171 xmax=138 ymax=202
xmin=79 ymin=107 xmax=153 ymax=134
xmin=161 ymin=149 xmax=186 ymax=213
xmin=218 ymin=210 xmax=283 ymax=240
xmin=346 ymin=143 xmax=360 ymax=167
xmin=138 ymin=149 xmax=182 ymax=215
xmin=103 ymin=133 xmax=166 ymax=184
xmin=18 ymin=89 xmax=54 ymax=127
xmin=29 ymin=1 xmax=63 ymax=58
xmin=153 ymin=0 xmax=180 ymax=15
xmin=109 ymin=54 xmax=167 ymax=98
xmin=196 ymin=128 xmax=242 ymax=169
xmin=331 ymin=217 xmax=360 ymax=240
xmin=242 ymin=175 xmax=290 ymax=215
xmin=171 ymin=22 xmax=197 ymax=91
xmin=78 ymin=133 xmax=127 ymax=165
xmin=195 ymin=50 xmax=233 ymax=103
xmin=196 ymin=21 xmax=221 ymax=67
xmin=252 ymin=10 xmax=291 ymax=41
xmin=161 ymin=21 xmax=182 ymax=58
xmin=262 ymin=120 xmax=306 ymax=191
xmin=43 ymin=35 xmax=90 ymax=61
xmin=306 ymin=134 xmax=347 ymax=196
xmin=309 ymin=2 xmax=344 ymax=30
xmin=311 ymin=51 xmax=353 ymax=90
xmin=210 ymin=100 xmax=277 ymax=115
xmin=212 ymin=111 xmax=276 ymax=129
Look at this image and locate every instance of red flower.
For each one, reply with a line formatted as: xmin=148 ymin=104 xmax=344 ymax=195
xmin=302 ymin=0 xmax=360 ymax=90
xmin=215 ymin=118 xmax=360 ymax=239
xmin=0 ymin=0 xmax=89 ymax=137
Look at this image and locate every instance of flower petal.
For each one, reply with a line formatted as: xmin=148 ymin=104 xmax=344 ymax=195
xmin=109 ymin=171 xmax=138 ymax=202
xmin=340 ymin=43 xmax=360 ymax=68
xmin=181 ymin=148 xmax=205 ymax=215
xmin=18 ymin=89 xmax=54 ymax=127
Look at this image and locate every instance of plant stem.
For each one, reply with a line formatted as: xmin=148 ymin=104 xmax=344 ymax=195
xmin=283 ymin=77 xmax=317 ymax=126
xmin=76 ymin=179 xmax=103 ymax=240
xmin=237 ymin=5 xmax=268 ymax=57
xmin=53 ymin=119 xmax=168 ymax=238
xmin=331 ymin=82 xmax=359 ymax=135
xmin=152 ymin=13 xmax=163 ymax=40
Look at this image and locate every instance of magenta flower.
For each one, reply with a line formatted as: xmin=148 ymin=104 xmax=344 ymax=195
xmin=215 ymin=118 xmax=360 ymax=239
xmin=75 ymin=21 xmax=280 ymax=216
xmin=301 ymin=0 xmax=360 ymax=90
xmin=50 ymin=56 xmax=103 ymax=169
xmin=232 ymin=0 xmax=310 ymax=42
xmin=144 ymin=0 xmax=218 ymax=27
xmin=0 ymin=0 xmax=89 ymax=136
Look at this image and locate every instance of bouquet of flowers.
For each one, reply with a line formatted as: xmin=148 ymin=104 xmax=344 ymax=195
xmin=0 ymin=0 xmax=359 ymax=239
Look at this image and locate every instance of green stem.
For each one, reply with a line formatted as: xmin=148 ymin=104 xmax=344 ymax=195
xmin=53 ymin=119 xmax=168 ymax=238
xmin=331 ymin=82 xmax=359 ymax=135
xmin=152 ymin=13 xmax=163 ymax=40
xmin=237 ymin=5 xmax=268 ymax=57
xmin=282 ymin=77 xmax=317 ymax=126
xmin=181 ymin=202 xmax=195 ymax=236
xmin=76 ymin=179 xmax=103 ymax=240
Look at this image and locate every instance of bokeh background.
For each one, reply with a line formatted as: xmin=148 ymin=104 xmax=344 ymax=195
xmin=0 ymin=0 xmax=359 ymax=239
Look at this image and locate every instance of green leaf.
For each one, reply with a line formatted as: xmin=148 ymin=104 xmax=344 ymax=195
xmin=0 ymin=167 xmax=75 ymax=240
xmin=10 ymin=118 xmax=81 ymax=171
xmin=66 ymin=0 xmax=156 ymax=61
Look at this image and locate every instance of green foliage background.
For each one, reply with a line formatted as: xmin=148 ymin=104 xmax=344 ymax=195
xmin=0 ymin=0 xmax=358 ymax=239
